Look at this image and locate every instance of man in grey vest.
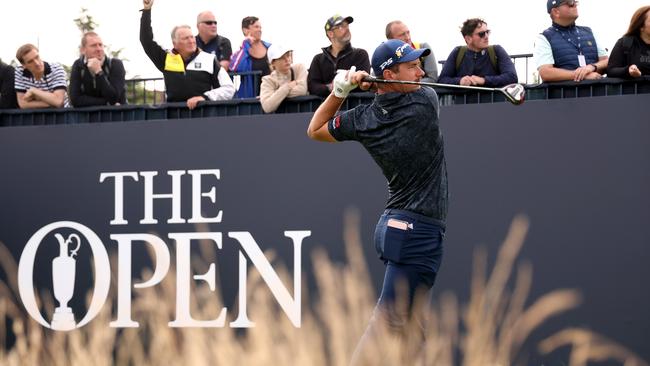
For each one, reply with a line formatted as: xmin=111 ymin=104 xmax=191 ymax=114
xmin=534 ymin=0 xmax=608 ymax=82
xmin=385 ymin=20 xmax=439 ymax=83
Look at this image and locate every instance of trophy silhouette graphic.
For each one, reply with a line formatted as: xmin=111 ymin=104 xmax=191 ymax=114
xmin=51 ymin=233 xmax=81 ymax=330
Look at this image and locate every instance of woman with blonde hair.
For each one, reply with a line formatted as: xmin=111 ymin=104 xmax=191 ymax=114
xmin=260 ymin=44 xmax=308 ymax=113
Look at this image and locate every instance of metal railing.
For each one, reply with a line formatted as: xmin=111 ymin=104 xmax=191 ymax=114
xmin=125 ymin=70 xmax=263 ymax=105
xmin=126 ymin=54 xmax=537 ymax=105
xmin=2 ymin=78 xmax=649 ymax=127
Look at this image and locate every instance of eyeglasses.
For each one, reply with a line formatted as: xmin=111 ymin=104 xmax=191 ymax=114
xmin=201 ymin=21 xmax=217 ymax=26
xmin=475 ymin=30 xmax=491 ymax=38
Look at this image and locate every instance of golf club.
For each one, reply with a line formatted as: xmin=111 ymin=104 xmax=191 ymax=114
xmin=362 ymin=76 xmax=526 ymax=105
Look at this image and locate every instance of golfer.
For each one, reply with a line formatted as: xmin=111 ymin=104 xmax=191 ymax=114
xmin=307 ymin=39 xmax=448 ymax=363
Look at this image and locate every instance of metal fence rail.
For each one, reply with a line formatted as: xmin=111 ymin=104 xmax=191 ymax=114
xmin=2 ymin=77 xmax=649 ymax=127
xmin=127 ymin=54 xmax=536 ymax=104
xmin=125 ymin=70 xmax=263 ymax=105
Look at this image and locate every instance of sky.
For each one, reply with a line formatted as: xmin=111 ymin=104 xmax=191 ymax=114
xmin=1 ymin=0 xmax=647 ymax=81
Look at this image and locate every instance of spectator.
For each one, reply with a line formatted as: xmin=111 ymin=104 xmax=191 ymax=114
xmin=385 ymin=20 xmax=439 ymax=82
xmin=307 ymin=14 xmax=370 ymax=98
xmin=69 ymin=32 xmax=126 ymax=107
xmin=196 ymin=11 xmax=232 ymax=70
xmin=260 ymin=44 xmax=308 ymax=113
xmin=0 ymin=60 xmax=18 ymax=109
xmin=139 ymin=0 xmax=234 ymax=109
xmin=230 ymin=16 xmax=271 ymax=99
xmin=534 ymin=0 xmax=608 ymax=82
xmin=14 ymin=44 xmax=67 ymax=109
xmin=607 ymin=5 xmax=650 ymax=79
xmin=438 ymin=18 xmax=518 ymax=87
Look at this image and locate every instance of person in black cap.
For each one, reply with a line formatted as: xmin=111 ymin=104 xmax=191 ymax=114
xmin=534 ymin=0 xmax=608 ymax=82
xmin=307 ymin=39 xmax=447 ymax=365
xmin=307 ymin=14 xmax=370 ymax=98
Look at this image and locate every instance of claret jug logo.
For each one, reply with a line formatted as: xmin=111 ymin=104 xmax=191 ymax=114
xmin=17 ymin=169 xmax=311 ymax=331
xmin=19 ymin=222 xmax=111 ymax=331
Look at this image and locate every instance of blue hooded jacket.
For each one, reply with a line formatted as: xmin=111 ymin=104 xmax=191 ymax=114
xmin=230 ymin=39 xmax=271 ymax=98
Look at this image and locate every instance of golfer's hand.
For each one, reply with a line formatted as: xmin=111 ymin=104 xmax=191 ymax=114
xmin=143 ymin=0 xmax=153 ymax=10
xmin=629 ymin=64 xmax=642 ymax=78
xmin=348 ymin=70 xmax=372 ymax=91
xmin=333 ymin=66 xmax=358 ymax=98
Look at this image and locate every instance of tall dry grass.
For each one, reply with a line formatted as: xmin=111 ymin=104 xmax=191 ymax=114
xmin=0 ymin=212 xmax=647 ymax=366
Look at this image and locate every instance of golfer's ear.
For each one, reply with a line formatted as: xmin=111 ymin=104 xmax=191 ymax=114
xmin=382 ymin=69 xmax=393 ymax=80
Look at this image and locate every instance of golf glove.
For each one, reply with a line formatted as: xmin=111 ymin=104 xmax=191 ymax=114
xmin=333 ymin=66 xmax=358 ymax=98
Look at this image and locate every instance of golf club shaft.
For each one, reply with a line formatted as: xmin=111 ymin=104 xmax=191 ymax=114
xmin=362 ymin=76 xmax=498 ymax=92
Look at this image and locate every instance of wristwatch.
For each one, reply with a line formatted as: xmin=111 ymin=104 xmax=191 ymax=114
xmin=590 ymin=63 xmax=598 ymax=72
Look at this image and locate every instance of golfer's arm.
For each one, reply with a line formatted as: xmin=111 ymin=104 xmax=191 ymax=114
xmin=307 ymin=94 xmax=344 ymax=142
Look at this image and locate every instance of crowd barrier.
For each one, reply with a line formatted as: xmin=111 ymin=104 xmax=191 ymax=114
xmin=1 ymin=93 xmax=648 ymax=363
xmin=1 ymin=77 xmax=648 ymax=127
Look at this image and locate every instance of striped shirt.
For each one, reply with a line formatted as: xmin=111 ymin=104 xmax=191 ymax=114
xmin=14 ymin=62 xmax=69 ymax=107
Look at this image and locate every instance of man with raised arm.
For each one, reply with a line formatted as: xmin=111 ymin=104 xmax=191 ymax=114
xmin=139 ymin=0 xmax=234 ymax=108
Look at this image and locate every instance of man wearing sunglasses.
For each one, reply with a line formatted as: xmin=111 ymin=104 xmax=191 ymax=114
xmin=438 ymin=18 xmax=518 ymax=87
xmin=195 ymin=11 xmax=232 ymax=71
xmin=534 ymin=0 xmax=608 ymax=82
xmin=140 ymin=0 xmax=235 ymax=108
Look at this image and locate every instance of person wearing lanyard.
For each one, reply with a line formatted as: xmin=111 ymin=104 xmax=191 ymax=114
xmin=534 ymin=0 xmax=609 ymax=82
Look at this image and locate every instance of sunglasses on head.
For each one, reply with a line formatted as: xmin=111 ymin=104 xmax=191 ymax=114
xmin=476 ymin=29 xmax=491 ymax=38
xmin=202 ymin=21 xmax=217 ymax=25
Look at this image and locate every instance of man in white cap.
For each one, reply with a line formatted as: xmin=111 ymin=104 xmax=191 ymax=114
xmin=308 ymin=39 xmax=447 ymax=364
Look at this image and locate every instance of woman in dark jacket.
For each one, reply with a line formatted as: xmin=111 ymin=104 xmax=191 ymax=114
xmin=607 ymin=5 xmax=650 ymax=78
